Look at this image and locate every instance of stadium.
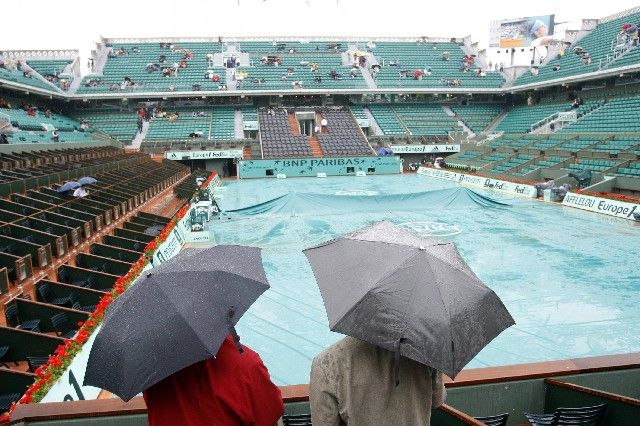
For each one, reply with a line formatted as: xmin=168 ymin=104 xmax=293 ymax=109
xmin=0 ymin=1 xmax=639 ymax=424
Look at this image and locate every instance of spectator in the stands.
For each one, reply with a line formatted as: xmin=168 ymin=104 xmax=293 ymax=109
xmin=0 ymin=98 xmax=9 ymax=108
xmin=314 ymin=75 xmax=322 ymax=83
xmin=189 ymin=131 xmax=203 ymax=138
xmin=146 ymin=63 xmax=160 ymax=73
xmin=441 ymin=51 xmax=449 ymax=61
xmin=530 ymin=67 xmax=539 ymax=76
xmin=310 ymin=337 xmax=446 ymax=426
xmin=582 ymin=52 xmax=591 ymax=65
xmin=321 ymin=117 xmax=328 ymax=133
xmin=425 ymin=67 xmax=432 ymax=76
xmin=137 ymin=117 xmax=143 ymax=133
xmin=0 ymin=134 xmax=8 ymax=144
xmin=553 ymin=64 xmax=561 ymax=71
xmin=499 ymin=62 xmax=505 ymax=72
xmin=350 ymin=67 xmax=359 ymax=78
xmin=51 ymin=130 xmax=59 ymax=142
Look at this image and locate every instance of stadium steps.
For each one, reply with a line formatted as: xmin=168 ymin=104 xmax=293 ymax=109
xmin=130 ymin=121 xmax=149 ymax=148
xmin=242 ymin=145 xmax=252 ymax=160
xmin=288 ymin=112 xmax=301 ymax=135
xmin=234 ymin=109 xmax=244 ymax=139
xmin=363 ymin=107 xmax=384 ymax=136
xmin=360 ymin=65 xmax=378 ymax=89
xmin=308 ymin=135 xmax=324 ymax=158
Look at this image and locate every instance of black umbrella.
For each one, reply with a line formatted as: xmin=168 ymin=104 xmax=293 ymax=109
xmin=303 ymin=221 xmax=514 ymax=381
xmin=83 ymin=245 xmax=269 ymax=401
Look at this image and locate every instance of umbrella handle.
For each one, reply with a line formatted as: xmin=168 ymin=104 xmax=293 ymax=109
xmin=227 ymin=309 xmax=244 ymax=354
xmin=394 ymin=338 xmax=405 ymax=387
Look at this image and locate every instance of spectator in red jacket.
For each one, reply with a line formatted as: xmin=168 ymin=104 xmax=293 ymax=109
xmin=143 ymin=335 xmax=283 ymax=426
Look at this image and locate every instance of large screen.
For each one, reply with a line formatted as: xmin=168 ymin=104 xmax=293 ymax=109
xmin=490 ymin=15 xmax=555 ymax=48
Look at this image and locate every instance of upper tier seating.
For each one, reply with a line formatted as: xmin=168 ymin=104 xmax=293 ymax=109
xmin=514 ymin=10 xmax=640 ymax=86
xmin=370 ymin=42 xmax=504 ymax=88
xmin=26 ymin=60 xmax=73 ymax=90
xmin=0 ymin=58 xmax=61 ymax=93
xmin=77 ymin=43 xmax=227 ymax=94
xmin=236 ymin=54 xmax=366 ymax=91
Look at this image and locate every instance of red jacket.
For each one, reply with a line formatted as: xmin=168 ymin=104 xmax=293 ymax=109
xmin=143 ymin=336 xmax=284 ymax=426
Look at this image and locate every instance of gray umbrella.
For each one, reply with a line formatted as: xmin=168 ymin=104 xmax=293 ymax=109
xmin=83 ymin=245 xmax=269 ymax=401
xmin=303 ymin=221 xmax=514 ymax=381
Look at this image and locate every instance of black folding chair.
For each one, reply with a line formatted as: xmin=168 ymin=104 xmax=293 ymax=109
xmin=0 ymin=393 xmax=21 ymax=412
xmin=4 ymin=303 xmax=41 ymax=332
xmin=26 ymin=356 xmax=49 ymax=373
xmin=475 ymin=413 xmax=509 ymax=426
xmin=525 ymin=403 xmax=606 ymax=426
xmin=50 ymin=312 xmax=78 ymax=339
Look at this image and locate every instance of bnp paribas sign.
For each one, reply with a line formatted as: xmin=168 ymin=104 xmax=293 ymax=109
xmin=165 ymin=150 xmax=243 ymax=160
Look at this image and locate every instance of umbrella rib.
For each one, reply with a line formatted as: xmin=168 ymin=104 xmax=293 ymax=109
xmin=423 ymin=255 xmax=455 ymax=376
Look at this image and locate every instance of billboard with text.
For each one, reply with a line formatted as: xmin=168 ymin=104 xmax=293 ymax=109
xmin=490 ymin=15 xmax=555 ymax=48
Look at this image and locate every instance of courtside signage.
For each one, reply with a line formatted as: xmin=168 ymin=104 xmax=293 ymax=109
xmin=39 ymin=331 xmax=101 ymax=403
xmin=391 ymin=145 xmax=460 ymax=154
xmin=563 ymin=192 xmax=639 ymax=221
xmin=165 ymin=150 xmax=243 ymax=160
xmin=418 ymin=167 xmax=537 ymax=197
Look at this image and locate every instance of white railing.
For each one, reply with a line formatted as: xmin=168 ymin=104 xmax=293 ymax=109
xmin=531 ymin=111 xmax=577 ymax=133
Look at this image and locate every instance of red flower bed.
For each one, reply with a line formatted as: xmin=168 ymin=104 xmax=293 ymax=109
xmin=0 ymin=172 xmax=219 ymax=423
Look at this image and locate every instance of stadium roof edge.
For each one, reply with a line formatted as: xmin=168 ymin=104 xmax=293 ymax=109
xmin=0 ymin=78 xmax=67 ymax=99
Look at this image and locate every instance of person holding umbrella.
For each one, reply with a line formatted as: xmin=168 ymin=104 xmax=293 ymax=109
xmin=84 ymin=245 xmax=284 ymax=426
xmin=304 ymin=221 xmax=515 ymax=426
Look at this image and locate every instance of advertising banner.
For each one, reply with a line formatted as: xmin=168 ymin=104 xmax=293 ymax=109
xmin=418 ymin=167 xmax=537 ymax=197
xmin=165 ymin=150 xmax=243 ymax=160
xmin=490 ymin=15 xmax=555 ymax=48
xmin=390 ymin=145 xmax=460 ymax=154
xmin=562 ymin=192 xmax=640 ymax=221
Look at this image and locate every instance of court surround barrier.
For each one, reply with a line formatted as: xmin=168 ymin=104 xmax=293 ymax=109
xmin=562 ymin=192 xmax=640 ymax=221
xmin=238 ymin=156 xmax=402 ymax=178
xmin=417 ymin=166 xmax=538 ymax=198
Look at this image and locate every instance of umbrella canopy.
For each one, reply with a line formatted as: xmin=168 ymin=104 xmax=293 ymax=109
xmin=57 ymin=181 xmax=81 ymax=192
xmin=78 ymin=176 xmax=97 ymax=186
xmin=84 ymin=245 xmax=270 ymax=401
xmin=303 ymin=221 xmax=514 ymax=380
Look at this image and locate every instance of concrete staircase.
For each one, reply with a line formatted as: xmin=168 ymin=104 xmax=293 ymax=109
xmin=363 ymin=107 xmax=384 ymax=136
xmin=234 ymin=109 xmax=244 ymax=139
xmin=484 ymin=111 xmax=508 ymax=133
xmin=130 ymin=121 xmax=149 ymax=149
xmin=308 ymin=135 xmax=324 ymax=158
xmin=288 ymin=112 xmax=301 ymax=135
xmin=243 ymin=145 xmax=253 ymax=160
